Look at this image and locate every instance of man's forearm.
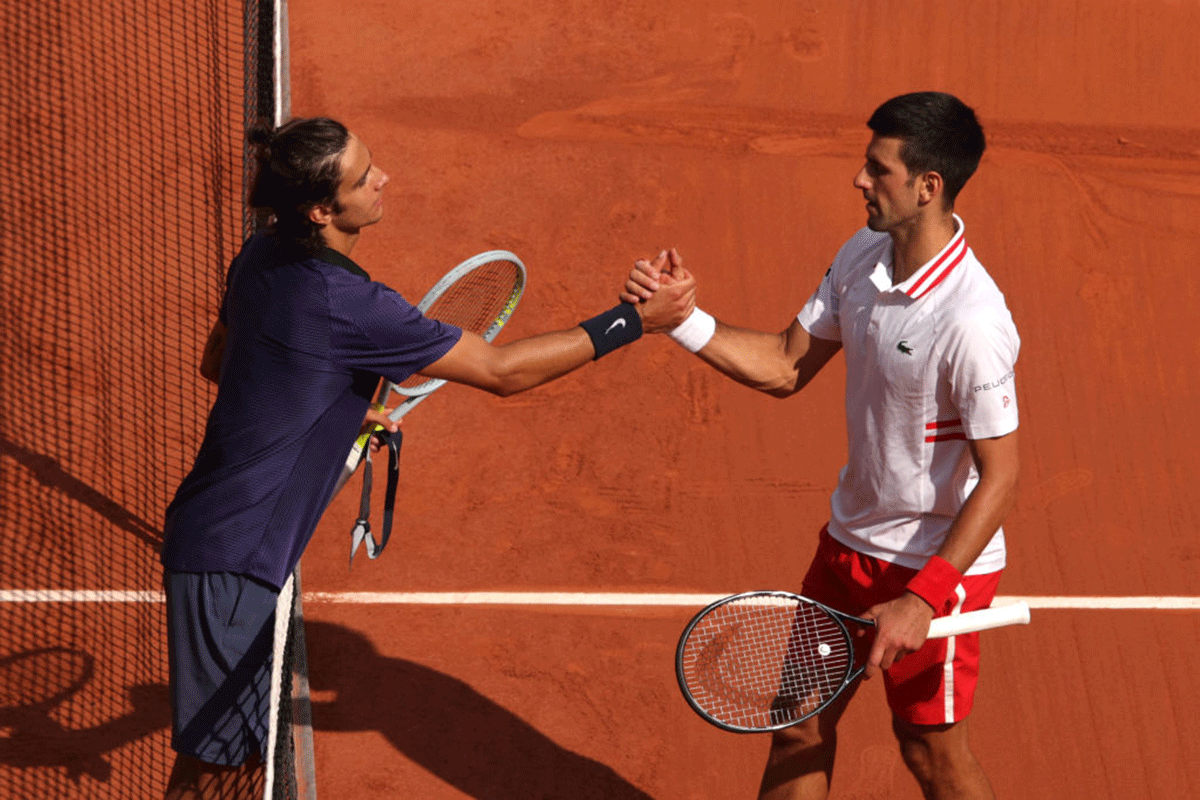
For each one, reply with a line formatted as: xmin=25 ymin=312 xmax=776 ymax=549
xmin=934 ymin=472 xmax=1018 ymax=574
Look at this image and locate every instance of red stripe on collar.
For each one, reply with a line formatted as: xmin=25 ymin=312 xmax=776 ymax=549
xmin=906 ymin=234 xmax=967 ymax=300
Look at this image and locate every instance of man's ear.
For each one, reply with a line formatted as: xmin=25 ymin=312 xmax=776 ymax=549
xmin=308 ymin=202 xmax=333 ymax=227
xmin=917 ymin=171 xmax=944 ymax=207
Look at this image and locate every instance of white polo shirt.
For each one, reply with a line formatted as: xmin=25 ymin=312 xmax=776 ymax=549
xmin=797 ymin=215 xmax=1019 ymax=575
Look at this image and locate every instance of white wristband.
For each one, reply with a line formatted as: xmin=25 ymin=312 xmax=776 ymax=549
xmin=669 ymin=308 xmax=716 ymax=353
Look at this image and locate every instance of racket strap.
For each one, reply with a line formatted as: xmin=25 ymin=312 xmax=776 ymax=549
xmin=349 ymin=429 xmax=403 ymax=565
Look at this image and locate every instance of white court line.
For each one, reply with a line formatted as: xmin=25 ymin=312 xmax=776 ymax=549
xmin=2 ymin=590 xmax=1200 ymax=610
xmin=305 ymin=591 xmax=723 ymax=606
xmin=0 ymin=590 xmax=166 ymax=603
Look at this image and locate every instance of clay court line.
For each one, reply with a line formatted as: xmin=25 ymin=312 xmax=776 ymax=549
xmin=2 ymin=590 xmax=1200 ymax=610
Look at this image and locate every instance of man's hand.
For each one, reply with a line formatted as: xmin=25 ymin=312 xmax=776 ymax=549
xmin=623 ymin=248 xmax=696 ymax=332
xmin=360 ymin=404 xmax=401 ymax=453
xmin=860 ymin=591 xmax=936 ymax=679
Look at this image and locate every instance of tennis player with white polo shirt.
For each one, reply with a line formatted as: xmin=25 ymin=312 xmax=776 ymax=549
xmin=624 ymin=92 xmax=1019 ymax=800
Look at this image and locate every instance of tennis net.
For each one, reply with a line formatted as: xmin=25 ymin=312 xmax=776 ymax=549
xmin=0 ymin=0 xmax=311 ymax=797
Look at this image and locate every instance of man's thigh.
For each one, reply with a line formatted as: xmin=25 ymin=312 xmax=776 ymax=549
xmin=799 ymin=526 xmax=1002 ymax=725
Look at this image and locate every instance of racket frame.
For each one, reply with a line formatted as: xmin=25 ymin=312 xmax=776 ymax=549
xmin=380 ymin=249 xmax=527 ymax=405
xmin=675 ymin=590 xmax=1031 ymax=734
xmin=675 ymin=591 xmax=860 ymax=734
xmin=334 ymin=250 xmax=526 ymax=494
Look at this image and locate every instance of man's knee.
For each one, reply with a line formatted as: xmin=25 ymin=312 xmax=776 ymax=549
xmin=759 ymin=718 xmax=839 ymax=798
xmin=764 ymin=714 xmax=840 ymax=778
xmin=165 ymin=754 xmax=203 ymax=800
xmin=771 ymin=716 xmax=831 ymax=752
xmin=892 ymin=715 xmax=993 ymax=798
xmin=164 ymin=751 xmax=263 ymax=800
xmin=893 ymin=717 xmax=971 ymax=770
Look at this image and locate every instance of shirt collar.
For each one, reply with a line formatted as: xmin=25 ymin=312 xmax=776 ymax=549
xmin=869 ymin=214 xmax=968 ymax=300
xmin=315 ymin=246 xmax=371 ymax=280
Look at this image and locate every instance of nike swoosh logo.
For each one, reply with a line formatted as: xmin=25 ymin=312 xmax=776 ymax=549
xmin=605 ymin=318 xmax=627 ymax=335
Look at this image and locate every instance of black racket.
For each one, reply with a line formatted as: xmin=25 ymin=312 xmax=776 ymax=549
xmin=676 ymin=591 xmax=1030 ymax=733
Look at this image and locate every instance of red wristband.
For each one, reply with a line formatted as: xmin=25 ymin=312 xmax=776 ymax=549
xmin=906 ymin=556 xmax=964 ymax=612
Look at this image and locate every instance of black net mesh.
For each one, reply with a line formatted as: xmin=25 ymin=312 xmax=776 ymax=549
xmin=0 ymin=1 xmax=281 ymax=796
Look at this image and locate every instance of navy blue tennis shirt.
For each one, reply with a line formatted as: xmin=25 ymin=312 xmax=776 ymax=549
xmin=161 ymin=233 xmax=462 ymax=589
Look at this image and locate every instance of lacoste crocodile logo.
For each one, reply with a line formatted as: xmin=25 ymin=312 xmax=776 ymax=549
xmin=897 ymin=340 xmax=913 ymax=355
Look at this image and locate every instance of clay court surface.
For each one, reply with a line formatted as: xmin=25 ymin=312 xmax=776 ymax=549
xmin=4 ymin=0 xmax=1200 ymax=798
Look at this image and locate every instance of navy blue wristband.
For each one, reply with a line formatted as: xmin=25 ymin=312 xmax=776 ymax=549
xmin=580 ymin=303 xmax=643 ymax=359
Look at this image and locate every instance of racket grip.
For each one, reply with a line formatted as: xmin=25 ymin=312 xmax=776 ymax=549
xmin=927 ymin=601 xmax=1030 ymax=638
xmin=335 ymin=401 xmax=387 ymax=497
xmin=357 ymin=401 xmax=387 ymax=445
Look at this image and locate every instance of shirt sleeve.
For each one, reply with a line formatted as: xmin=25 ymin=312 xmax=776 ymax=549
xmin=945 ymin=305 xmax=1021 ymax=440
xmin=796 ymin=265 xmax=841 ymax=342
xmin=797 ymin=227 xmax=884 ymax=342
xmin=326 ymin=273 xmax=463 ymax=385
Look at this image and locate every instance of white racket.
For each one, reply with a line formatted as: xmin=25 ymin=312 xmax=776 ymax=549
xmin=334 ymin=249 xmax=526 ymax=497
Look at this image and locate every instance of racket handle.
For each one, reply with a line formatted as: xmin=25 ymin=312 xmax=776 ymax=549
xmin=356 ymin=400 xmax=388 ymax=447
xmin=927 ymin=601 xmax=1030 ymax=638
xmin=333 ymin=399 xmax=388 ymax=497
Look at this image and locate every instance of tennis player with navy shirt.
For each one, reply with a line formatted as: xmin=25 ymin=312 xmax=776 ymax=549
xmin=160 ymin=116 xmax=695 ymax=799
xmin=625 ymin=92 xmax=1019 ymax=800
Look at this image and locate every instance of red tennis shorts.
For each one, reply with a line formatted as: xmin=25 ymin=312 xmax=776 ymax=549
xmin=800 ymin=526 xmax=1002 ymax=725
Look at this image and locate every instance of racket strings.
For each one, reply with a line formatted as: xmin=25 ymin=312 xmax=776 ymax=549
xmin=679 ymin=598 xmax=852 ymax=731
xmin=394 ymin=260 xmax=523 ymax=392
xmin=773 ymin=605 xmax=852 ymax=725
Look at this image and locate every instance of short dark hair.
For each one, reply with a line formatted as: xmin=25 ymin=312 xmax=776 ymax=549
xmin=867 ymin=92 xmax=985 ymax=206
xmin=247 ymin=117 xmax=350 ymax=255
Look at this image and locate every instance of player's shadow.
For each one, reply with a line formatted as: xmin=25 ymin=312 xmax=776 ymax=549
xmin=0 ymin=647 xmax=170 ymax=782
xmin=306 ymin=621 xmax=654 ymax=800
xmin=0 ymin=435 xmax=161 ymax=551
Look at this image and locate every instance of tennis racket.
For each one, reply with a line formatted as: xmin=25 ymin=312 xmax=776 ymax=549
xmin=334 ymin=250 xmax=525 ymax=563
xmin=676 ymin=591 xmax=1030 ymax=733
xmin=334 ymin=249 xmax=527 ymax=496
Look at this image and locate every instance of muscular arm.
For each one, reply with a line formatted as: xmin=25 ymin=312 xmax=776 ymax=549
xmin=935 ymin=431 xmax=1020 ymax=573
xmin=622 ymin=252 xmax=840 ymax=397
xmin=864 ymin=430 xmax=1020 ymax=677
xmin=695 ymin=317 xmax=841 ymax=398
xmin=418 ymin=266 xmax=695 ymax=397
xmin=417 ymin=326 xmax=597 ymax=397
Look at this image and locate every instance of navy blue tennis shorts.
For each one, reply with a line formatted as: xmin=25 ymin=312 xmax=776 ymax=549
xmin=164 ymin=570 xmax=278 ymax=766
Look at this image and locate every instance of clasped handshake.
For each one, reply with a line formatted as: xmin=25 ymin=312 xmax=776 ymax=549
xmin=621 ymin=248 xmax=697 ymax=333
